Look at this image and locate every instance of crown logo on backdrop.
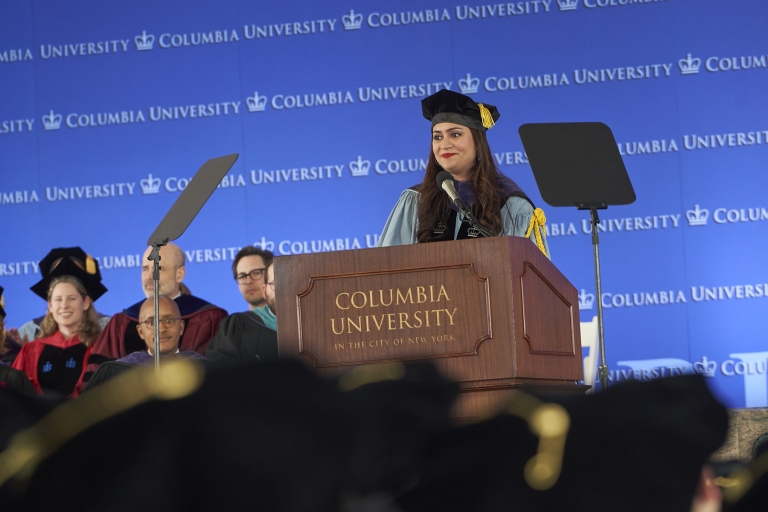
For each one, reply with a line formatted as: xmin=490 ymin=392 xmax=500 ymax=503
xmin=42 ymin=110 xmax=62 ymax=130
xmin=578 ymin=289 xmax=595 ymax=310
xmin=458 ymin=73 xmax=480 ymax=94
xmin=693 ymin=356 xmax=717 ymax=378
xmin=678 ymin=53 xmax=701 ymax=75
xmin=342 ymin=10 xmax=363 ymax=30
xmin=686 ymin=204 xmax=709 ymax=226
xmin=140 ymin=174 xmax=161 ymax=194
xmin=134 ymin=30 xmax=155 ymax=51
xmin=467 ymin=226 xmax=480 ymax=238
xmin=246 ymin=92 xmax=268 ymax=112
xmin=349 ymin=156 xmax=370 ymax=177
xmin=557 ymin=0 xmax=579 ymax=11
xmin=433 ymin=223 xmax=446 ymax=235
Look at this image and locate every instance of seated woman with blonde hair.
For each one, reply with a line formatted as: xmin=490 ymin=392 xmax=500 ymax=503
xmin=12 ymin=247 xmax=107 ymax=397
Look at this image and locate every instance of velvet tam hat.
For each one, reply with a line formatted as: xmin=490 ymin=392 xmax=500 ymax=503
xmin=422 ymin=89 xmax=500 ymax=132
xmin=30 ymin=247 xmax=107 ymax=301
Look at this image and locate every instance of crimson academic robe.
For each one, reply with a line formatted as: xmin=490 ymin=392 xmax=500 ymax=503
xmin=85 ymin=295 xmax=226 ymax=379
xmin=11 ymin=331 xmax=92 ymax=397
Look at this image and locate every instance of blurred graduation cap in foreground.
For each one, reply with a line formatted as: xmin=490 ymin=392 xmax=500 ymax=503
xmin=0 ymin=360 xmax=730 ymax=512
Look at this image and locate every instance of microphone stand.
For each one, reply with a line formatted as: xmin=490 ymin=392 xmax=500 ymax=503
xmin=437 ymin=171 xmax=495 ymax=238
xmin=455 ymin=203 xmax=495 ymax=238
xmin=147 ymin=238 xmax=168 ymax=373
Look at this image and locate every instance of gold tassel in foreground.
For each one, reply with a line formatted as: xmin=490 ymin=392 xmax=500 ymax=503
xmin=468 ymin=390 xmax=570 ymax=491
xmin=0 ymin=359 xmax=205 ymax=489
xmin=477 ymin=103 xmax=495 ymax=130
xmin=525 ymin=207 xmax=548 ymax=257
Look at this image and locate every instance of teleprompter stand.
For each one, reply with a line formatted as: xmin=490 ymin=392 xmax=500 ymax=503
xmin=145 ymin=154 xmax=239 ymax=372
xmin=518 ymin=122 xmax=635 ymax=390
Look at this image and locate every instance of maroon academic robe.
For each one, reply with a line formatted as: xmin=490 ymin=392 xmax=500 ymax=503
xmin=12 ymin=331 xmax=92 ymax=397
xmin=85 ymin=295 xmax=226 ymax=380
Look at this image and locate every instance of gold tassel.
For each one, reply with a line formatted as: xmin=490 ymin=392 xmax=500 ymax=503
xmin=525 ymin=208 xmax=548 ymax=257
xmin=477 ymin=103 xmax=495 ymax=130
xmin=0 ymin=295 xmax=4 ymax=310
xmin=86 ymin=255 xmax=97 ymax=275
xmin=466 ymin=389 xmax=570 ymax=491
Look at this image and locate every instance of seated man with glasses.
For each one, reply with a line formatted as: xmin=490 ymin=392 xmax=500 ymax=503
xmin=206 ymin=261 xmax=278 ymax=366
xmin=85 ymin=243 xmax=226 ymax=383
xmin=86 ymin=295 xmax=205 ymax=389
xmin=231 ymin=247 xmax=275 ymax=330
xmin=232 ymin=247 xmax=273 ymax=310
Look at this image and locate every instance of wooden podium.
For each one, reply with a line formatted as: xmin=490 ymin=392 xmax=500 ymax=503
xmin=275 ymin=236 xmax=586 ymax=421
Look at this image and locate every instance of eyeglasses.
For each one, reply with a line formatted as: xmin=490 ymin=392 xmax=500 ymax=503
xmin=140 ymin=317 xmax=181 ymax=328
xmin=235 ymin=268 xmax=267 ymax=284
xmin=266 ymin=281 xmax=275 ymax=290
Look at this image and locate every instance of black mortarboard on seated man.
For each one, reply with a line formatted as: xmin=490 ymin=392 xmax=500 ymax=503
xmin=421 ymin=89 xmax=500 ymax=132
xmin=30 ymin=247 xmax=107 ymax=301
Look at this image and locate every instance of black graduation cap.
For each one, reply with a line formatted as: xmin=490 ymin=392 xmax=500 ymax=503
xmin=398 ymin=375 xmax=728 ymax=512
xmin=0 ymin=360 xmax=458 ymax=511
xmin=30 ymin=247 xmax=107 ymax=301
xmin=0 ymin=362 xmax=727 ymax=512
xmin=422 ymin=89 xmax=500 ymax=132
xmin=721 ymin=448 xmax=768 ymax=511
xmin=0 ymin=285 xmax=5 ymax=318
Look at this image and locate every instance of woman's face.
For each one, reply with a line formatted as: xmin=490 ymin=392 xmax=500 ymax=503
xmin=48 ymin=282 xmax=90 ymax=332
xmin=432 ymin=122 xmax=477 ymax=181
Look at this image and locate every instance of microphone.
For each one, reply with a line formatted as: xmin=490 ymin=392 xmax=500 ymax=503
xmin=436 ymin=171 xmax=464 ymax=210
xmin=435 ymin=170 xmax=495 ymax=238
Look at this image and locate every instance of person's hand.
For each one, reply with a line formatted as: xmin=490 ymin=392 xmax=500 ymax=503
xmin=691 ymin=465 xmax=722 ymax=512
xmin=6 ymin=328 xmax=29 ymax=345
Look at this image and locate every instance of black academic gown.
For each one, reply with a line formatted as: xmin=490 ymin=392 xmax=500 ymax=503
xmin=0 ymin=364 xmax=37 ymax=395
xmin=205 ymin=311 xmax=278 ymax=366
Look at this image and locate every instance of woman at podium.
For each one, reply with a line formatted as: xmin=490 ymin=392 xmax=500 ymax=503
xmin=376 ymin=89 xmax=548 ymax=257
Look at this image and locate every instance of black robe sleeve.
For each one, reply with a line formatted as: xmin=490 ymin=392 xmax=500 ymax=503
xmin=85 ymin=361 xmax=135 ymax=391
xmin=205 ymin=312 xmax=278 ymax=366
xmin=0 ymin=365 xmax=37 ymax=395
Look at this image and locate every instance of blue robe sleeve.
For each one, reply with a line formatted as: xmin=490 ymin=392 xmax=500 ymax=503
xmin=17 ymin=320 xmax=39 ymax=342
xmin=377 ymin=189 xmax=420 ymax=247
xmin=501 ymin=196 xmax=551 ymax=259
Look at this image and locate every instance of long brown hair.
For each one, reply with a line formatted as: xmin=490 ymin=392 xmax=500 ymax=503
xmin=38 ymin=275 xmax=102 ymax=347
xmin=416 ymin=128 xmax=504 ymax=243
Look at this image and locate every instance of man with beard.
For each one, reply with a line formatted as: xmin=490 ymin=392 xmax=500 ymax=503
xmin=231 ymin=246 xmax=273 ymax=312
xmin=205 ymin=260 xmax=278 ymax=365
xmin=85 ymin=243 xmax=226 ymax=379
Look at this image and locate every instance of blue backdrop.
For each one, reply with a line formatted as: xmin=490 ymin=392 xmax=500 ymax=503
xmin=1 ymin=0 xmax=766 ymax=407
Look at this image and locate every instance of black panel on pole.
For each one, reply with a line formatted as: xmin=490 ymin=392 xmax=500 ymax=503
xmin=147 ymin=153 xmax=239 ymax=246
xmin=518 ymin=122 xmax=636 ymax=391
xmin=518 ymin=122 xmax=635 ymax=209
